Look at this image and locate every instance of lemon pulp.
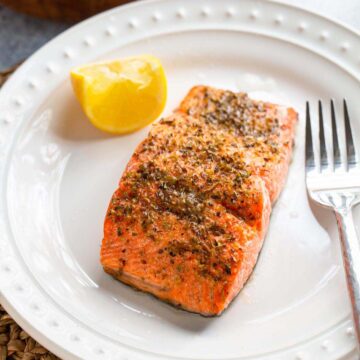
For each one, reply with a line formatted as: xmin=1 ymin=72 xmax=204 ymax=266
xmin=70 ymin=55 xmax=167 ymax=134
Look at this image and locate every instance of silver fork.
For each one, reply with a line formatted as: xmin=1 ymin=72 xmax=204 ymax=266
xmin=306 ymin=100 xmax=360 ymax=351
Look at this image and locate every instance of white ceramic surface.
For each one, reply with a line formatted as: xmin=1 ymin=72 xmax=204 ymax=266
xmin=0 ymin=1 xmax=360 ymax=359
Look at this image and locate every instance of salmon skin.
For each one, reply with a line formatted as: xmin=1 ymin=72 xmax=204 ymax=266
xmin=101 ymin=86 xmax=298 ymax=316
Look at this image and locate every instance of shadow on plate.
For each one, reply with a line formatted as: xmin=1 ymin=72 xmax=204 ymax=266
xmin=52 ymin=91 xmax=115 ymax=142
xmin=97 ymin=272 xmax=216 ymax=333
xmin=307 ymin=194 xmax=339 ymax=244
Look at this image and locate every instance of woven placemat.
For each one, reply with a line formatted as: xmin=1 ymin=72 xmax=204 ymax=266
xmin=0 ymin=64 xmax=61 ymax=360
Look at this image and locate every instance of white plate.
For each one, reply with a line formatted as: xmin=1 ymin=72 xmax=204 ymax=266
xmin=0 ymin=0 xmax=360 ymax=359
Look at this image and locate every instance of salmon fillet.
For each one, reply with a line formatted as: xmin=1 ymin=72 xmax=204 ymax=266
xmin=101 ymin=86 xmax=297 ymax=316
xmin=131 ymin=113 xmax=270 ymax=232
xmin=178 ymin=86 xmax=298 ymax=203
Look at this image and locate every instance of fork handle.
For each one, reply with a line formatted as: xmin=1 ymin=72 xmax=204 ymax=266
xmin=334 ymin=208 xmax=360 ymax=347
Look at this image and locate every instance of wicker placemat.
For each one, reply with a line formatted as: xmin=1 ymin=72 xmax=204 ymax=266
xmin=0 ymin=65 xmax=61 ymax=360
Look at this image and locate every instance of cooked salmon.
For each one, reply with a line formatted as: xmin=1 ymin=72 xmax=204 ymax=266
xmin=178 ymin=86 xmax=298 ymax=203
xmin=101 ymin=86 xmax=297 ymax=316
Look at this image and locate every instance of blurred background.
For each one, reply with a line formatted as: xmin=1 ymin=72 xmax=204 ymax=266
xmin=0 ymin=0 xmax=359 ymax=72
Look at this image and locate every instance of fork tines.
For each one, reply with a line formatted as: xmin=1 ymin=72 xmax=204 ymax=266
xmin=305 ymin=100 xmax=358 ymax=172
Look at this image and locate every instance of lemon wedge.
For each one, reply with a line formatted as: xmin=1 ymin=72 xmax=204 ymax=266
xmin=70 ymin=55 xmax=167 ymax=134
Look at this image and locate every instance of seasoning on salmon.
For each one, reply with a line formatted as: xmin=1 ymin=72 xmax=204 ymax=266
xmin=101 ymin=85 xmax=298 ymax=316
xmin=178 ymin=86 xmax=298 ymax=203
